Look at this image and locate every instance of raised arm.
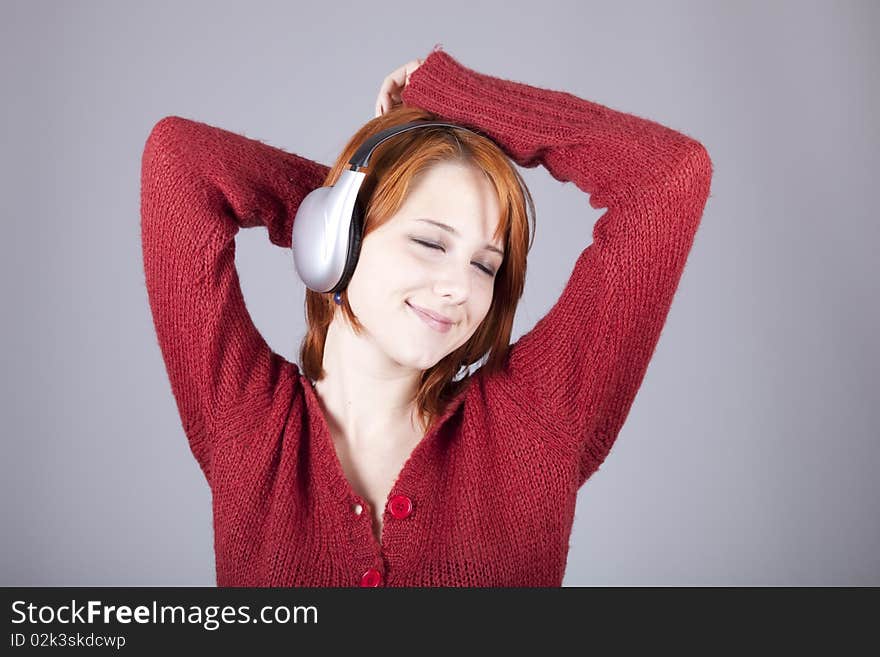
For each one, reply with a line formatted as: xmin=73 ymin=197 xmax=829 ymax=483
xmin=401 ymin=47 xmax=714 ymax=488
xmin=139 ymin=116 xmax=329 ymax=480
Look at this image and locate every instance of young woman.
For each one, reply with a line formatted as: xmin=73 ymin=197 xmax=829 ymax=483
xmin=140 ymin=46 xmax=713 ymax=587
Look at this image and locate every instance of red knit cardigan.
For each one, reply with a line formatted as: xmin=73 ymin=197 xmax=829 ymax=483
xmin=140 ymin=46 xmax=713 ymax=587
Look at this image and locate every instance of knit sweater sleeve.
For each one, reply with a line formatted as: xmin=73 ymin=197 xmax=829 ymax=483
xmin=140 ymin=116 xmax=329 ymax=480
xmin=401 ymin=47 xmax=713 ymax=488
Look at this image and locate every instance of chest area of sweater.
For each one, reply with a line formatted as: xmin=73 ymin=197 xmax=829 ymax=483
xmin=214 ymin=412 xmax=576 ymax=513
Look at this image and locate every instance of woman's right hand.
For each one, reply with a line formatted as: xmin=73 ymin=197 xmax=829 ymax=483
xmin=374 ymin=58 xmax=425 ymax=118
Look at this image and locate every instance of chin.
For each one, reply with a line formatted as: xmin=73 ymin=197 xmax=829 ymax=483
xmin=390 ymin=345 xmax=443 ymax=372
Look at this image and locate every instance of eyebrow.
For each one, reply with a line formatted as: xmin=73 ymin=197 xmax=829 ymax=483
xmin=414 ymin=218 xmax=505 ymax=256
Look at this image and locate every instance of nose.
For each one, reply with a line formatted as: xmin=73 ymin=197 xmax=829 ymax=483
xmin=431 ymin=261 xmax=472 ymax=305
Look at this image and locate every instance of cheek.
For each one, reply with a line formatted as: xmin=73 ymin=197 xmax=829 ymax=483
xmin=349 ymin=244 xmax=404 ymax=296
xmin=402 ymin=249 xmax=434 ymax=278
xmin=457 ymin=295 xmax=493 ymax=342
xmin=476 ymin=287 xmax=495 ymax=318
xmin=473 ymin=306 xmax=491 ymax=336
xmin=368 ymin=243 xmax=426 ymax=286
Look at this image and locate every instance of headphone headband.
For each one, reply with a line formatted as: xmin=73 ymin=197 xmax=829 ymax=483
xmin=349 ymin=120 xmax=484 ymax=171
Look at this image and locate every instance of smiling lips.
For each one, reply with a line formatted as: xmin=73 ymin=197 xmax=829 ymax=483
xmin=407 ymin=302 xmax=454 ymax=333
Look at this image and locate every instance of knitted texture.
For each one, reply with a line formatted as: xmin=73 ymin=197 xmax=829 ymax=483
xmin=140 ymin=46 xmax=713 ymax=587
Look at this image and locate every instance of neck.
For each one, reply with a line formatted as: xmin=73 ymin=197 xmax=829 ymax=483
xmin=312 ymin=316 xmax=425 ymax=449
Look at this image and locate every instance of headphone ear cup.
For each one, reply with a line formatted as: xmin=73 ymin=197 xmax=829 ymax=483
xmin=334 ymin=199 xmax=364 ymax=293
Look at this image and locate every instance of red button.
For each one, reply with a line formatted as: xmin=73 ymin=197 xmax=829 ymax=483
xmin=360 ymin=568 xmax=382 ymax=587
xmin=388 ymin=494 xmax=413 ymax=519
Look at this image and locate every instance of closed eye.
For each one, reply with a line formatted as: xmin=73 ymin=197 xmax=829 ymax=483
xmin=412 ymin=239 xmax=496 ymax=276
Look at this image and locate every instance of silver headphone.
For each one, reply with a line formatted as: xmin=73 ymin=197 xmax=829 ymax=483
xmin=291 ymin=120 xmax=485 ymax=299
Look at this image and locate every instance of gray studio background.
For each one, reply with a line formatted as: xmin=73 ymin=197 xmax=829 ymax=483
xmin=1 ymin=0 xmax=877 ymax=586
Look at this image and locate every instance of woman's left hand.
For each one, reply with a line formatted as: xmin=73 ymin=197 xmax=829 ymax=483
xmin=375 ymin=58 xmax=424 ymax=118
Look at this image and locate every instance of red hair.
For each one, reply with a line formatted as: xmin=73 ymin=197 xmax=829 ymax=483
xmin=299 ymin=104 xmax=535 ymax=434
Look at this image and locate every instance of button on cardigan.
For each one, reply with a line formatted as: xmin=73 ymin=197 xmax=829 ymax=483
xmin=139 ymin=46 xmax=713 ymax=586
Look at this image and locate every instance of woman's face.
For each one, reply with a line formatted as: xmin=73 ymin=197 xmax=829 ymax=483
xmin=343 ymin=160 xmax=504 ymax=372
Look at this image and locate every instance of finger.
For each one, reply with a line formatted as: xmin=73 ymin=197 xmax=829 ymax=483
xmin=404 ymin=60 xmax=421 ymax=86
xmin=375 ymin=60 xmax=422 ymax=116
xmin=388 ymin=64 xmax=410 ymax=88
xmin=376 ymin=87 xmax=390 ymax=115
xmin=376 ymin=94 xmax=392 ymax=117
xmin=376 ymin=78 xmax=395 ymax=109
